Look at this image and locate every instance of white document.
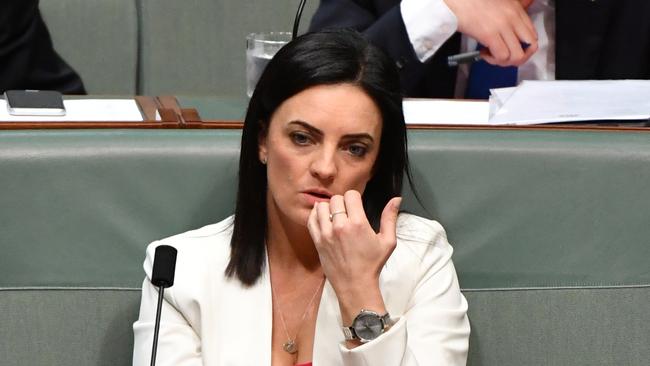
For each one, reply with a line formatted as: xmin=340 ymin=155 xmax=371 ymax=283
xmin=489 ymin=80 xmax=650 ymax=125
xmin=488 ymin=87 xmax=517 ymax=118
xmin=0 ymin=99 xmax=144 ymax=122
xmin=403 ymin=99 xmax=489 ymax=125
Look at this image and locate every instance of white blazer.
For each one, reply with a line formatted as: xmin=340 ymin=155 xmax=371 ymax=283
xmin=133 ymin=214 xmax=470 ymax=366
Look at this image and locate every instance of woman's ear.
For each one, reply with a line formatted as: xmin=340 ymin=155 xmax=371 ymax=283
xmin=259 ymin=146 xmax=268 ymax=165
xmin=258 ymin=121 xmax=268 ymax=164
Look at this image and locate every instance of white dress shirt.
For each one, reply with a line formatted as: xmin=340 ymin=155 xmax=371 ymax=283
xmin=400 ymin=0 xmax=555 ymax=96
xmin=133 ymin=213 xmax=470 ymax=365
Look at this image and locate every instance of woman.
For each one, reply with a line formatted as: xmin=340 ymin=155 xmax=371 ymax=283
xmin=133 ymin=29 xmax=469 ymax=366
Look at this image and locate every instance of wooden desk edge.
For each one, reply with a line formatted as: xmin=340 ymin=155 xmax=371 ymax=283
xmin=0 ymin=96 xmax=181 ymax=129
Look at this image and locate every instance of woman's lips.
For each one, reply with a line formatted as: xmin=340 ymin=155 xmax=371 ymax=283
xmin=301 ymin=191 xmax=332 ymax=205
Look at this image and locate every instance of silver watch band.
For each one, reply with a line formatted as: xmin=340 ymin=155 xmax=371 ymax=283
xmin=342 ymin=325 xmax=356 ymax=341
xmin=380 ymin=312 xmax=393 ymax=327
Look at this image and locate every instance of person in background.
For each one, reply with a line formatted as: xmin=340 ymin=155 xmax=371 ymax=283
xmin=309 ymin=0 xmax=650 ymax=99
xmin=133 ymin=29 xmax=469 ymax=366
xmin=0 ymin=0 xmax=85 ymax=94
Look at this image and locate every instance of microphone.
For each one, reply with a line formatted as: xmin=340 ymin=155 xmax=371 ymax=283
xmin=149 ymin=245 xmax=178 ymax=366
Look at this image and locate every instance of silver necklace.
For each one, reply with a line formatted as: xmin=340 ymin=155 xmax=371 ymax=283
xmin=271 ymin=275 xmax=325 ymax=354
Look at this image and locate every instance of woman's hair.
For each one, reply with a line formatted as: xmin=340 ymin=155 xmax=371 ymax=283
xmin=226 ymin=29 xmax=414 ymax=286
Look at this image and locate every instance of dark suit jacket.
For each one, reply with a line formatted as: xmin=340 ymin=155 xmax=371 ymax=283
xmin=0 ymin=1 xmax=85 ymax=94
xmin=310 ymin=0 xmax=650 ymax=98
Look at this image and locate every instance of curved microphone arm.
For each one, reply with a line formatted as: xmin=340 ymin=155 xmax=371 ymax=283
xmin=292 ymin=0 xmax=307 ymax=40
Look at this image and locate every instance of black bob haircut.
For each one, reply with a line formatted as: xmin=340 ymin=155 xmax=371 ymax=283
xmin=226 ymin=29 xmax=415 ymax=286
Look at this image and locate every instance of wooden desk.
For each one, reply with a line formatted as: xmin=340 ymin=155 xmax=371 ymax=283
xmin=5 ymin=95 xmax=648 ymax=132
xmin=0 ymin=96 xmax=188 ymax=129
xmin=173 ymin=95 xmax=650 ymax=132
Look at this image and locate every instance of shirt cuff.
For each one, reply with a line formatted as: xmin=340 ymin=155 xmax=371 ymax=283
xmin=400 ymin=0 xmax=458 ymax=62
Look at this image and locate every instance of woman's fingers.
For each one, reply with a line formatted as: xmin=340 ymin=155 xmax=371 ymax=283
xmin=342 ymin=190 xmax=365 ymax=225
xmin=378 ymin=197 xmax=402 ymax=244
xmin=328 ymin=194 xmax=347 ymax=225
xmin=307 ymin=202 xmax=322 ymax=244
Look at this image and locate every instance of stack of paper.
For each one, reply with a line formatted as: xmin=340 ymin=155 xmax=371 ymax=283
xmin=489 ymin=80 xmax=650 ymax=125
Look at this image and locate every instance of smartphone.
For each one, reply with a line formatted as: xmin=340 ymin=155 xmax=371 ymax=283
xmin=4 ymin=90 xmax=66 ymax=116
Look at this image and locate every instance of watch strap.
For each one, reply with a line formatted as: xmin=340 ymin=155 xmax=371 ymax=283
xmin=380 ymin=312 xmax=393 ymax=327
xmin=342 ymin=325 xmax=357 ymax=341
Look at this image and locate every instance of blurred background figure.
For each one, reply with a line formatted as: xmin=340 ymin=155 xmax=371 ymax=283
xmin=1 ymin=0 xmax=85 ymax=94
xmin=309 ymin=0 xmax=650 ymax=99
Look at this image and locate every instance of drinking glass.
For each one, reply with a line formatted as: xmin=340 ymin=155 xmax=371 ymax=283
xmin=246 ymin=32 xmax=292 ymax=97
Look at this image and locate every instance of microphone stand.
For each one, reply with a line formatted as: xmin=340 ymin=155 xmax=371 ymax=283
xmin=150 ymin=285 xmax=167 ymax=366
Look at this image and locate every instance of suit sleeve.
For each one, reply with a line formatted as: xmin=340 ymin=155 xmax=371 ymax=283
xmin=308 ymin=0 xmax=460 ymax=97
xmin=337 ymin=218 xmax=470 ymax=365
xmin=0 ymin=1 xmax=86 ymax=94
xmin=308 ymin=0 xmax=420 ymax=57
xmin=132 ymin=242 xmax=203 ymax=366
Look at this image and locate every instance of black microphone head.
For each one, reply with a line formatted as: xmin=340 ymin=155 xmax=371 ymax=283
xmin=151 ymin=245 xmax=177 ymax=288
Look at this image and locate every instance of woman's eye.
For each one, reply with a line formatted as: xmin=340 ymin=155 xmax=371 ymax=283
xmin=348 ymin=144 xmax=368 ymax=157
xmin=290 ymin=132 xmax=311 ymax=145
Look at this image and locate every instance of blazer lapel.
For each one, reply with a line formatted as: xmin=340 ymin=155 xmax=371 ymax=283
xmin=216 ymin=264 xmax=273 ymax=366
xmin=312 ymin=280 xmax=345 ymax=366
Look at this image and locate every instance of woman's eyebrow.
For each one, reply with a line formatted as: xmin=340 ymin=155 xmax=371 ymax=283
xmin=341 ymin=133 xmax=374 ymax=143
xmin=288 ymin=120 xmax=323 ymax=137
xmin=288 ymin=120 xmax=375 ymax=142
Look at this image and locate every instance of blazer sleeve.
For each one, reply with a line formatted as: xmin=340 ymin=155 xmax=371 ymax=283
xmin=338 ymin=217 xmax=470 ymax=365
xmin=132 ymin=241 xmax=203 ymax=366
xmin=308 ymin=0 xmax=460 ymax=97
xmin=309 ymin=0 xmax=414 ymax=58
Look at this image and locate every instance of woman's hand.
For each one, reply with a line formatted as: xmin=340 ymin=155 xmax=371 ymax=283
xmin=307 ymin=190 xmax=402 ymax=324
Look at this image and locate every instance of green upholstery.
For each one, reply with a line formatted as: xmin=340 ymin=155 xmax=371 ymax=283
xmin=405 ymin=130 xmax=650 ymax=289
xmin=40 ymin=0 xmax=138 ymax=94
xmin=465 ymin=288 xmax=649 ymax=365
xmin=0 ymin=290 xmax=139 ymax=366
xmin=0 ymin=130 xmax=239 ymax=288
xmin=39 ymin=0 xmax=317 ymax=96
xmin=137 ymin=0 xmax=317 ymax=96
xmin=1 ymin=129 xmax=649 ymax=365
xmin=178 ymin=95 xmax=249 ymax=121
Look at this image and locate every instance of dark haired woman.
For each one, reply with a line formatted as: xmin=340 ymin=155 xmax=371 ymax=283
xmin=133 ymin=29 xmax=469 ymax=366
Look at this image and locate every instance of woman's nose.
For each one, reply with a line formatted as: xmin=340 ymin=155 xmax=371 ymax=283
xmin=310 ymin=147 xmax=337 ymax=181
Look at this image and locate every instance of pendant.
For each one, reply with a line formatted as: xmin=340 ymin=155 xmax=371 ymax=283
xmin=283 ymin=339 xmax=298 ymax=354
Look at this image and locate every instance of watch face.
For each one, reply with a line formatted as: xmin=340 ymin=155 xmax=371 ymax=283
xmin=353 ymin=312 xmax=383 ymax=341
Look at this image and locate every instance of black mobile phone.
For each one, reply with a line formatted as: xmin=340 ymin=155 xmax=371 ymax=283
xmin=4 ymin=90 xmax=66 ymax=116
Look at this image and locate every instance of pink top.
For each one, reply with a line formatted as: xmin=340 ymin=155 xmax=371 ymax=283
xmin=295 ymin=363 xmax=312 ymax=366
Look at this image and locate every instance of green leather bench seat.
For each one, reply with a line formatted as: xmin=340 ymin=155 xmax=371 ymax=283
xmin=177 ymin=95 xmax=249 ymax=121
xmin=136 ymin=0 xmax=318 ymax=96
xmin=40 ymin=0 xmax=318 ymax=96
xmin=1 ymin=129 xmax=649 ymax=365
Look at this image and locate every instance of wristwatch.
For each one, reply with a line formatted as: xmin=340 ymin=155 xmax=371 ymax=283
xmin=342 ymin=309 xmax=392 ymax=343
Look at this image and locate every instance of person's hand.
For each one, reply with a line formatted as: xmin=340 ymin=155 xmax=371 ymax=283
xmin=307 ymin=190 xmax=401 ymax=323
xmin=444 ymin=0 xmax=538 ymax=66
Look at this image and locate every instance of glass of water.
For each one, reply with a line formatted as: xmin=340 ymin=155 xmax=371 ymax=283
xmin=246 ymin=32 xmax=292 ymax=97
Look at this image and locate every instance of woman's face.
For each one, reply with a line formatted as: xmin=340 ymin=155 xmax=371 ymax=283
xmin=259 ymin=83 xmax=383 ymax=228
